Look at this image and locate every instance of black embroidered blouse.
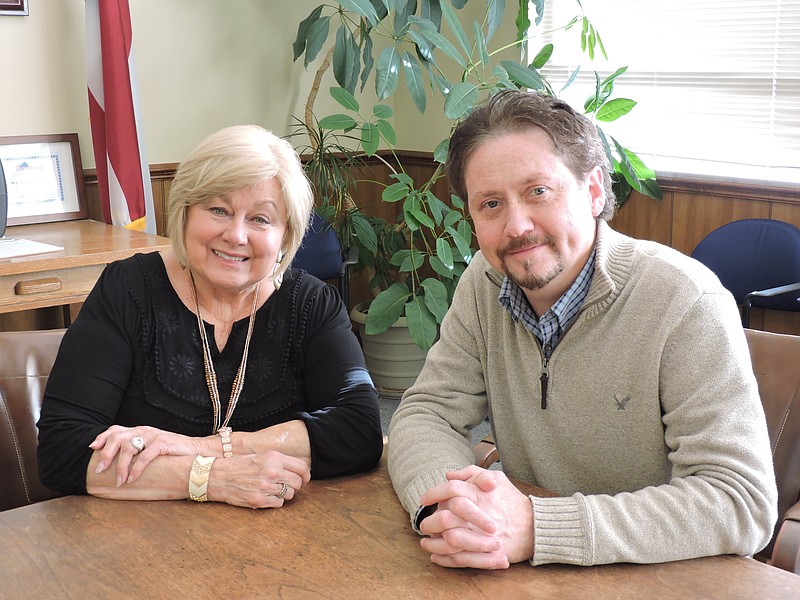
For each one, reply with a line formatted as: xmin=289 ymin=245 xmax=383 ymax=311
xmin=37 ymin=252 xmax=383 ymax=494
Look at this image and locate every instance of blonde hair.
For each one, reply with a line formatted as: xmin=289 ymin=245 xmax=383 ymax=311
xmin=166 ymin=125 xmax=313 ymax=282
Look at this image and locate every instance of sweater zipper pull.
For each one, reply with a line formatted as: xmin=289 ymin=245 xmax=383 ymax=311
xmin=540 ymin=354 xmax=550 ymax=410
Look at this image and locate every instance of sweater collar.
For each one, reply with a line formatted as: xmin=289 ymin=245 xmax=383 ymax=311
xmin=479 ymin=220 xmax=636 ymax=319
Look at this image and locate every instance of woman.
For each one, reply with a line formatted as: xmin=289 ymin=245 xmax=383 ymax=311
xmin=37 ymin=125 xmax=383 ymax=508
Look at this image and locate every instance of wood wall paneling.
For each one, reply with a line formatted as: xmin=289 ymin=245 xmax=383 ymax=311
xmin=611 ymin=190 xmax=674 ymax=246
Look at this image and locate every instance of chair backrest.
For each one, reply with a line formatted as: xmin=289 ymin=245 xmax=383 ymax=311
xmin=691 ymin=219 xmax=800 ymax=312
xmin=0 ymin=328 xmax=66 ymax=511
xmin=744 ymin=328 xmax=800 ymax=561
xmin=293 ymin=212 xmax=345 ymax=282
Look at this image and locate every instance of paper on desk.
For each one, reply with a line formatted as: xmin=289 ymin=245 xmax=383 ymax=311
xmin=0 ymin=237 xmax=63 ymax=260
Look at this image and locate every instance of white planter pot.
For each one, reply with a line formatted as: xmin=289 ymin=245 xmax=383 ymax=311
xmin=350 ymin=301 xmax=427 ymax=399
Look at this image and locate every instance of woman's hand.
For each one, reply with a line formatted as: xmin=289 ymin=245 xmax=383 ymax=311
xmin=207 ymin=451 xmax=311 ymax=509
xmin=90 ymin=425 xmax=206 ymax=487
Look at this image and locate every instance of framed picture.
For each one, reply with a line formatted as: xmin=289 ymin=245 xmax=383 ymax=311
xmin=0 ymin=0 xmax=28 ymax=16
xmin=0 ymin=133 xmax=88 ymax=226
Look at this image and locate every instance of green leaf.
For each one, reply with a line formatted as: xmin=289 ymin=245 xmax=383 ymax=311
xmin=443 ymin=209 xmax=460 ymax=228
xmin=448 ymin=226 xmax=473 ymax=261
xmin=375 ymin=46 xmax=401 ymax=100
xmin=611 ymin=138 xmax=642 ymax=192
xmin=361 ymin=122 xmax=380 ymax=156
xmin=487 ymin=0 xmax=505 ymax=43
xmin=450 ymin=193 xmax=465 ymax=210
xmin=435 ymin=237 xmax=454 ymax=269
xmin=414 ymin=26 xmax=466 ymax=68
xmin=474 ymin=21 xmax=490 ymax=67
xmin=360 ymin=32 xmax=374 ymax=92
xmin=392 ymin=0 xmax=416 ymax=36
xmin=304 ymin=16 xmax=331 ymax=66
xmin=376 ymin=118 xmax=397 ymax=145
xmin=425 ymin=190 xmax=447 ymax=224
xmin=531 ymin=44 xmax=553 ymax=69
xmin=293 ymin=5 xmax=324 ymax=61
xmin=433 ymin=138 xmax=449 ymax=164
xmin=373 ymin=103 xmax=393 ymax=118
xmin=617 ymin=142 xmax=657 ymax=181
xmin=561 ymin=65 xmax=580 ymax=93
xmin=334 ymin=25 xmax=361 ymax=94
xmin=500 ymin=60 xmax=546 ymax=91
xmin=365 ymin=283 xmax=410 ymax=334
xmin=330 ymin=87 xmax=359 ymax=112
xmin=351 ymin=212 xmax=378 ymax=254
xmin=405 ymin=295 xmax=438 ymax=351
xmin=440 ymin=0 xmax=471 ymax=59
xmin=339 ymin=0 xmax=380 ymax=27
xmin=595 ymin=126 xmax=616 ymax=174
xmin=421 ymin=0 xmax=442 ymax=30
xmin=600 ymin=66 xmax=628 ymax=88
xmin=399 ymin=249 xmax=426 ymax=271
xmin=581 ymin=17 xmax=588 ymax=52
xmin=450 ymin=0 xmax=468 ymax=9
xmin=596 ymin=98 xmax=637 ymax=123
xmin=382 ymin=181 xmax=411 ymax=202
xmin=406 ymin=29 xmax=435 ymax=63
xmin=421 ymin=277 xmax=449 ymax=322
xmin=390 ymin=171 xmax=414 ymax=186
xmin=530 ymin=0 xmax=544 ymax=26
xmin=402 ymin=51 xmax=427 ymax=113
xmin=456 ymin=220 xmax=474 ymax=253
xmin=429 ymin=255 xmax=455 ymax=279
xmin=444 ymin=82 xmax=479 ymax=119
xmin=492 ymin=64 xmax=516 ymax=90
xmin=410 ymin=207 xmax=435 ymax=228
xmin=318 ymin=114 xmax=357 ymax=130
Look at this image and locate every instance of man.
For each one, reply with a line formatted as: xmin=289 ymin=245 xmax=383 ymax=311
xmin=387 ymin=90 xmax=777 ymax=569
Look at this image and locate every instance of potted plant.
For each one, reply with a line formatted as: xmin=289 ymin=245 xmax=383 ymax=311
xmin=291 ymin=0 xmax=661 ymax=356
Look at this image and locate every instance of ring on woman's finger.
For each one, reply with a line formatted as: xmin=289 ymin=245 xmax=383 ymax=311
xmin=130 ymin=436 xmax=145 ymax=453
xmin=275 ymin=481 xmax=289 ymax=500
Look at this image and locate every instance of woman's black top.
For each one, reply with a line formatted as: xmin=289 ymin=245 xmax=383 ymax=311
xmin=37 ymin=252 xmax=383 ymax=494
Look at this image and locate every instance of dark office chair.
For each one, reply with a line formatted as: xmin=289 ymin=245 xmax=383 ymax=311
xmin=690 ymin=219 xmax=800 ymax=327
xmin=293 ymin=212 xmax=358 ymax=308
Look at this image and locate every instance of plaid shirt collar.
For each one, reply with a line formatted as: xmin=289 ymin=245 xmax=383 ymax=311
xmin=498 ymin=247 xmax=597 ymax=349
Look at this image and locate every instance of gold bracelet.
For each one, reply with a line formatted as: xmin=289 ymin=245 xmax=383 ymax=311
xmin=188 ymin=455 xmax=216 ymax=502
xmin=218 ymin=426 xmax=233 ymax=458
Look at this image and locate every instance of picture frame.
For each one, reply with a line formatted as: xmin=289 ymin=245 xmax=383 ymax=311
xmin=0 ymin=133 xmax=88 ymax=226
xmin=0 ymin=0 xmax=28 ymax=16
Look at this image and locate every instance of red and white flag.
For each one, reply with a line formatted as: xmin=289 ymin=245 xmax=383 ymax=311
xmin=86 ymin=0 xmax=156 ymax=233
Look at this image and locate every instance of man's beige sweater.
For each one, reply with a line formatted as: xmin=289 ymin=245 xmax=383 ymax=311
xmin=388 ymin=223 xmax=777 ymax=566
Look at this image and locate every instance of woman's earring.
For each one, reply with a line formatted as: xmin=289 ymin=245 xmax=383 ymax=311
xmin=273 ymin=251 xmax=284 ymax=290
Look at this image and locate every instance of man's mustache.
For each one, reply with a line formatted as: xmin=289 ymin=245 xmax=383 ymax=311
xmin=498 ymin=234 xmax=555 ymax=259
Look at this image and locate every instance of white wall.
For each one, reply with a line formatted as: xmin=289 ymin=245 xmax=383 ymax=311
xmin=0 ymin=1 xmax=343 ymax=168
xmin=0 ymin=1 xmax=519 ymax=169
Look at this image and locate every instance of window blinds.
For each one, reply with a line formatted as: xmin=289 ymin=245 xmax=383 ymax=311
xmin=535 ymin=0 xmax=800 ymax=181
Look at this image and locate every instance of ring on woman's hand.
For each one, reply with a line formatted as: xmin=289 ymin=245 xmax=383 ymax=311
xmin=276 ymin=481 xmax=289 ymax=500
xmin=130 ymin=436 xmax=145 ymax=453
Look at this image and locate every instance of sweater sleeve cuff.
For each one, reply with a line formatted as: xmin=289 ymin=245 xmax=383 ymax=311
xmin=530 ymin=495 xmax=592 ymax=566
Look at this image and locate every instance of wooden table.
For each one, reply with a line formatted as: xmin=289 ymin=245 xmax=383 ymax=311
xmin=1 ymin=452 xmax=799 ymax=599
xmin=0 ymin=220 xmax=170 ymax=315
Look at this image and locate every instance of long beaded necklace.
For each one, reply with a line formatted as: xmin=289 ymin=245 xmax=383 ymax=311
xmin=189 ymin=270 xmax=260 ymax=434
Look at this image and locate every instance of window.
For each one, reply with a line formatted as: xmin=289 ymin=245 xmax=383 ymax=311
xmin=535 ymin=0 xmax=800 ymax=184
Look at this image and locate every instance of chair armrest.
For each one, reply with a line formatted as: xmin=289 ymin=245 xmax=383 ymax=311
xmin=473 ymin=437 xmax=498 ymax=469
xmin=742 ymin=282 xmax=800 ymax=326
xmin=772 ymin=500 xmax=800 ymax=575
xmin=341 ymin=245 xmax=359 ymax=269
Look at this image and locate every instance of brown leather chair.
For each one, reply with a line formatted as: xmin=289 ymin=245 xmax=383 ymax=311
xmin=745 ymin=328 xmax=800 ymax=574
xmin=473 ymin=329 xmax=800 ymax=574
xmin=0 ymin=328 xmax=66 ymax=511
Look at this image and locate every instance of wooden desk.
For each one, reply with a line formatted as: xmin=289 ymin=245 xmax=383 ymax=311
xmin=1 ymin=453 xmax=798 ymax=599
xmin=0 ymin=220 xmax=170 ymax=315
